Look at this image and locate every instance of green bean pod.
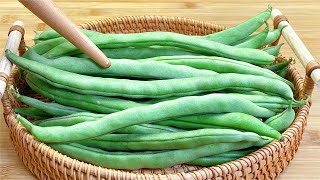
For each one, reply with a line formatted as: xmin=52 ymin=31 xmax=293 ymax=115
xmin=34 ymin=28 xmax=102 ymax=43
xmin=15 ymin=107 xmax=51 ymax=119
xmin=155 ymin=120 xmax=226 ymax=130
xmin=26 ymin=74 xmax=145 ymax=113
xmin=41 ymin=31 xmax=275 ymax=65
xmin=278 ymin=66 xmax=289 ymax=78
xmin=25 ymin=37 xmax=67 ymax=55
xmin=150 ymin=55 xmax=292 ymax=87
xmin=266 ymin=58 xmax=291 ymax=72
xmin=172 ymin=113 xmax=282 ymax=139
xmin=23 ymin=48 xmax=217 ymax=79
xmin=11 ymin=87 xmax=86 ymax=116
xmin=187 ymin=149 xmax=256 ymax=166
xmin=145 ymin=93 xmax=305 ymax=110
xmin=79 ymin=129 xmax=267 ymax=151
xmin=75 ymin=47 xmax=199 ymax=59
xmin=262 ymin=43 xmax=284 ymax=56
xmin=7 ymin=51 xmax=292 ymax=99
xmin=265 ymin=105 xmax=295 ymax=133
xmin=36 ymin=7 xmax=270 ymax=47
xmin=33 ymin=113 xmax=183 ymax=134
xmin=235 ymin=22 xmax=269 ymax=48
xmin=205 ymin=7 xmax=272 ymax=44
xmin=49 ymin=139 xmax=271 ymax=170
xmin=261 ymin=26 xmax=286 ymax=47
xmin=17 ymin=92 xmax=277 ymax=142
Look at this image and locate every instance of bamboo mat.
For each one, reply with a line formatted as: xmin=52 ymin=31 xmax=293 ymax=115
xmin=0 ymin=0 xmax=319 ymax=179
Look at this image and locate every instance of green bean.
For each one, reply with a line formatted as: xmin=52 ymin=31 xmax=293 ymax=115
xmin=172 ymin=113 xmax=282 ymax=139
xmin=266 ymin=58 xmax=291 ymax=72
xmin=116 ymin=124 xmax=183 ymax=134
xmin=17 ymin=92 xmax=277 ymax=142
xmin=145 ymin=93 xmax=305 ymax=110
xmin=235 ymin=22 xmax=269 ymax=48
xmin=25 ymin=37 xmax=67 ymax=55
xmin=26 ymin=74 xmax=145 ymax=113
xmin=151 ymin=55 xmax=292 ymax=87
xmin=261 ymin=26 xmax=286 ymax=47
xmin=79 ymin=129 xmax=266 ymax=151
xmin=187 ymin=149 xmax=256 ymax=166
xmin=41 ymin=31 xmax=275 ymax=65
xmin=262 ymin=43 xmax=284 ymax=57
xmin=155 ymin=120 xmax=226 ymax=130
xmin=23 ymin=48 xmax=217 ymax=79
xmin=278 ymin=66 xmax=288 ymax=78
xmin=265 ymin=105 xmax=295 ymax=133
xmin=205 ymin=7 xmax=272 ymax=45
xmin=49 ymin=139 xmax=271 ymax=170
xmin=33 ymin=112 xmax=100 ymax=126
xmin=15 ymin=107 xmax=51 ymax=119
xmin=33 ymin=113 xmax=183 ymax=134
xmin=10 ymin=86 xmax=86 ymax=116
xmin=75 ymin=47 xmax=199 ymax=59
xmin=36 ymin=7 xmax=270 ymax=48
xmin=34 ymin=28 xmax=102 ymax=42
xmin=7 ymin=51 xmax=292 ymax=99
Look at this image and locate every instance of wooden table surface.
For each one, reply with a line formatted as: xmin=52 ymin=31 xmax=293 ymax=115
xmin=0 ymin=0 xmax=319 ymax=179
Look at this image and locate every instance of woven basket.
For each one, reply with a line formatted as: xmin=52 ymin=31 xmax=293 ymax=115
xmin=1 ymin=16 xmax=315 ymax=180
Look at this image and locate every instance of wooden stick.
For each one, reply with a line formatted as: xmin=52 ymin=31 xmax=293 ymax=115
xmin=0 ymin=21 xmax=24 ymax=99
xmin=18 ymin=0 xmax=111 ymax=68
xmin=271 ymin=9 xmax=320 ymax=88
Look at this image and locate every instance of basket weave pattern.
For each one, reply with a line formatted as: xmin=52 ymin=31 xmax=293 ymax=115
xmin=2 ymin=16 xmax=311 ymax=180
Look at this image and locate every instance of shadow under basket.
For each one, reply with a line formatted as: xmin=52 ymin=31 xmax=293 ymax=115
xmin=2 ymin=16 xmax=312 ymax=179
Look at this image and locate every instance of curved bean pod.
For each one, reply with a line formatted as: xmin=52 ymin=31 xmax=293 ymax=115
xmin=23 ymin=48 xmax=217 ymax=79
xmin=75 ymin=47 xmax=199 ymax=59
xmin=26 ymin=74 xmax=145 ymax=113
xmin=262 ymin=43 xmax=284 ymax=56
xmin=15 ymin=107 xmax=51 ymax=119
xmin=235 ymin=22 xmax=269 ymax=48
xmin=36 ymin=7 xmax=270 ymax=47
xmin=187 ymin=149 xmax=255 ymax=166
xmin=33 ymin=112 xmax=183 ymax=134
xmin=155 ymin=120 xmax=226 ymax=130
xmin=49 ymin=139 xmax=271 ymax=170
xmin=80 ymin=129 xmax=266 ymax=151
xmin=205 ymin=7 xmax=271 ymax=44
xmin=7 ymin=51 xmax=292 ymax=99
xmin=266 ymin=57 xmax=291 ymax=72
xmin=41 ymin=32 xmax=275 ymax=65
xmin=152 ymin=56 xmax=292 ymax=87
xmin=278 ymin=66 xmax=289 ymax=78
xmin=11 ymin=88 xmax=86 ymax=116
xmin=172 ymin=113 xmax=282 ymax=139
xmin=34 ymin=28 xmax=102 ymax=43
xmin=17 ymin=93 xmax=276 ymax=142
xmin=265 ymin=105 xmax=295 ymax=133
xmin=261 ymin=26 xmax=286 ymax=47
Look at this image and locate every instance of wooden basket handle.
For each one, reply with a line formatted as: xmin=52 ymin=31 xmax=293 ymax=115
xmin=272 ymin=9 xmax=320 ymax=99
xmin=0 ymin=21 xmax=25 ymax=100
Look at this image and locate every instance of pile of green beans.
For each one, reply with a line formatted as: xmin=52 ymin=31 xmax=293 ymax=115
xmin=8 ymin=6 xmax=306 ymax=170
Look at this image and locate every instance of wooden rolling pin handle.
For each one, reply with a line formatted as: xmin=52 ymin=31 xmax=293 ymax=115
xmin=18 ymin=0 xmax=111 ymax=68
xmin=272 ymin=9 xmax=320 ymax=89
xmin=0 ymin=21 xmax=24 ymax=99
